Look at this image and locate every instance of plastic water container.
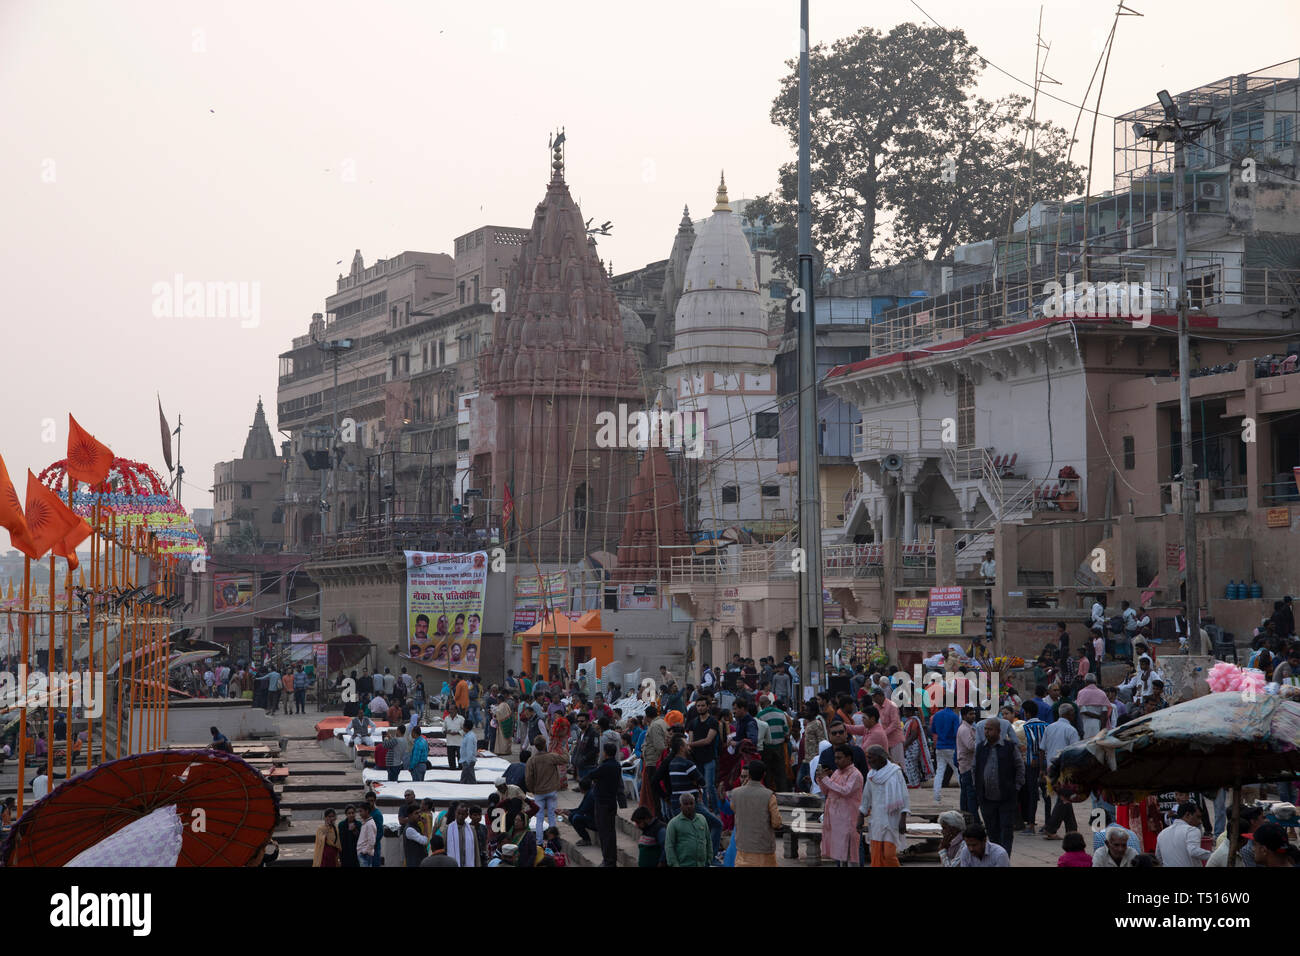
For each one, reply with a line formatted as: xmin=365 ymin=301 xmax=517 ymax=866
xmin=1226 ymin=580 xmax=1236 ymax=599
xmin=1250 ymin=581 xmax=1263 ymax=600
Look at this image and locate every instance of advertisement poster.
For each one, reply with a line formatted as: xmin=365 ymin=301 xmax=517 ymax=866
xmin=513 ymin=609 xmax=537 ymax=633
xmin=214 ymin=574 xmax=253 ymax=611
xmin=406 ymin=551 xmax=488 ymax=674
xmin=893 ymin=598 xmax=928 ymax=632
xmin=617 ymin=584 xmax=660 ymax=610
xmin=926 ymin=586 xmax=964 ymax=636
xmin=514 ymin=571 xmax=568 ymax=610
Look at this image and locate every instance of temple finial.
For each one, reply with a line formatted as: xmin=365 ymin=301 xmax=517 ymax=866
xmin=713 ymin=171 xmax=730 ymax=212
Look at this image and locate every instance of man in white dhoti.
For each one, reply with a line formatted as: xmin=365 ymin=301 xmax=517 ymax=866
xmin=859 ymin=745 xmax=908 ymax=867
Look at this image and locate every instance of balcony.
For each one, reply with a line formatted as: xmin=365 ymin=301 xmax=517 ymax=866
xmin=853 ymin=419 xmax=946 ymax=458
xmin=310 ymin=512 xmax=497 ymax=562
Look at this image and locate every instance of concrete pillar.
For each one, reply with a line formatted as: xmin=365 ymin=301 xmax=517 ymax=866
xmin=903 ymin=489 xmax=915 ymax=543
xmin=751 ymin=627 xmax=771 ymax=662
xmin=740 ymin=629 xmax=753 ymax=660
xmin=1115 ymin=513 xmax=1138 ymax=591
xmin=994 ymin=523 xmax=1019 ymax=619
xmin=880 ymin=497 xmax=894 ymax=540
xmin=1052 ymin=526 xmax=1078 ymax=611
xmin=935 ymin=529 xmax=956 ymax=586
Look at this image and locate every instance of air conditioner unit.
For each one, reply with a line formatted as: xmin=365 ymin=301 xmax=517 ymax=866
xmin=1198 ymin=181 xmax=1223 ymax=200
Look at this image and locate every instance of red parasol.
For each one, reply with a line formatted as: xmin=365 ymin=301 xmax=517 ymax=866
xmin=3 ymin=749 xmax=278 ymax=867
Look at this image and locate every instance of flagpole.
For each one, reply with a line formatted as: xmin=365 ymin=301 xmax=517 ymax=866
xmin=47 ymin=493 xmax=57 ymax=796
xmin=63 ymin=551 xmax=72 ymax=781
xmin=16 ymin=557 xmax=30 ymax=814
xmin=86 ymin=500 xmax=97 ymax=771
xmin=114 ymin=513 xmax=124 ymax=760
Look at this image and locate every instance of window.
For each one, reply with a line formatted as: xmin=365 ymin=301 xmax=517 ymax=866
xmin=770 ymin=279 xmax=788 ymax=299
xmin=240 ymin=484 xmax=252 ymax=499
xmin=458 ymin=281 xmax=465 ymax=304
xmin=721 ymin=484 xmax=739 ymax=504
xmin=754 ymin=412 xmax=779 ymax=439
xmin=957 ymin=374 xmax=975 ymax=448
xmin=472 ymin=275 xmax=479 ymax=303
xmin=1123 ymin=436 xmax=1135 ymax=470
xmin=574 ymin=483 xmax=588 ymax=531
xmin=1275 ymin=116 xmax=1294 ymax=148
xmin=761 ymin=483 xmax=780 ymax=497
xmin=439 ymin=341 xmax=446 ymax=366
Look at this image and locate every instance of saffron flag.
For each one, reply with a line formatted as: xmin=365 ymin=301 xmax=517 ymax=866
xmin=159 ymin=396 xmax=174 ymax=473
xmin=24 ymin=471 xmax=86 ymax=563
xmin=502 ymin=482 xmax=514 ymax=532
xmin=0 ymin=454 xmax=38 ymax=558
xmin=66 ymin=415 xmax=113 ymax=488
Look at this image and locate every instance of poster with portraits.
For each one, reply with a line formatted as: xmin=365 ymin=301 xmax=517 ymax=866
xmin=405 ymin=551 xmax=487 ymax=674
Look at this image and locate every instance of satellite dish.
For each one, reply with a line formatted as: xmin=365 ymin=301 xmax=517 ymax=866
xmin=882 ymin=453 xmax=904 ymax=472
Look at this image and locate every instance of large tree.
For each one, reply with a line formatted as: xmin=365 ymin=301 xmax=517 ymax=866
xmin=747 ymin=23 xmax=1084 ymax=277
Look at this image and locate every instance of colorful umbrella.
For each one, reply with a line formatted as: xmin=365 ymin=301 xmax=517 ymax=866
xmin=3 ymin=749 xmax=278 ymax=866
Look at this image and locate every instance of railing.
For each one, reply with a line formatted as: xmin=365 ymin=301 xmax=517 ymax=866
xmin=311 ymin=512 xmax=495 ymax=560
xmin=1263 ymin=480 xmax=1300 ymax=505
xmin=854 ymin=419 xmax=946 ymax=456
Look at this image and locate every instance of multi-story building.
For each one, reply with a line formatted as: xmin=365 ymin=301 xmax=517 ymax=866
xmin=675 ymin=61 xmax=1300 ymax=671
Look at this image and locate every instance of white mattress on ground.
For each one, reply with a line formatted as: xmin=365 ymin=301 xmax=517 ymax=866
xmin=360 ymin=755 xmax=511 ymax=780
xmin=335 ymin=725 xmax=442 ymax=739
xmin=368 ymin=780 xmax=498 ymax=802
xmin=362 ymin=766 xmax=510 ymax=785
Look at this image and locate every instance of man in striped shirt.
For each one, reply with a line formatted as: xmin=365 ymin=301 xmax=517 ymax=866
xmin=756 ymin=695 xmax=791 ymax=792
xmin=1018 ymin=700 xmax=1049 ymax=834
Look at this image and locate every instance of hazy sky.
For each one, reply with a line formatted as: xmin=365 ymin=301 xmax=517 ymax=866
xmin=2 ymin=0 xmax=1296 ymax=549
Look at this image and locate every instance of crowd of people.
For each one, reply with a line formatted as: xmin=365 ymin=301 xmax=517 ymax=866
xmin=304 ymin=623 xmax=1300 ymax=868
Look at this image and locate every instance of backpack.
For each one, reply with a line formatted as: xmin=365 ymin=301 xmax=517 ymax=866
xmin=1109 ymin=616 xmax=1125 ymax=635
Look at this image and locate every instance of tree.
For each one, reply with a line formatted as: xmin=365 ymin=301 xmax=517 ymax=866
xmin=748 ymin=23 xmax=1084 ymax=276
xmin=882 ymin=94 xmax=1085 ymax=263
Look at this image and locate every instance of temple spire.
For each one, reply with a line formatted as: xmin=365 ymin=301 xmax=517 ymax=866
xmin=550 ymin=126 xmax=566 ymax=183
xmin=713 ymin=171 xmax=730 ymax=212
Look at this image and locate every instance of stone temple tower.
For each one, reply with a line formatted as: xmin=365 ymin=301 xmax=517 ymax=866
xmin=480 ymin=137 xmax=643 ymax=561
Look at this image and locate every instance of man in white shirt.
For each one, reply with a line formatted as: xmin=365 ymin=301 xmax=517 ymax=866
xmin=957 ymin=823 xmax=1010 ymax=867
xmin=1092 ymin=826 xmax=1139 ymax=867
xmin=1135 ymin=606 xmax=1152 ymax=636
xmin=444 ymin=708 xmax=466 ymax=770
xmin=1120 ymin=656 xmax=1163 ymax=705
xmin=1090 ymin=600 xmax=1107 ymax=635
xmin=1156 ymin=803 xmax=1212 ymax=867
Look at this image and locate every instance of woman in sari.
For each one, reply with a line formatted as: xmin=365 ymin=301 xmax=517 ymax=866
xmin=312 ymin=808 xmax=341 ymax=867
xmin=493 ymin=697 xmax=514 ymax=756
xmin=901 ymin=706 xmax=933 ymax=786
xmin=549 ymin=711 xmax=570 ymax=757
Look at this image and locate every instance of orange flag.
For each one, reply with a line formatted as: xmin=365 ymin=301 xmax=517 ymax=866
xmin=66 ymin=415 xmax=113 ymax=488
xmin=24 ymin=471 xmax=85 ymax=562
xmin=0 ymin=454 xmax=38 ymax=559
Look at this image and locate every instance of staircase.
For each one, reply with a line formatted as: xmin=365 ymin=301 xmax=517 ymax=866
xmin=943 ymin=447 xmax=1038 ymax=578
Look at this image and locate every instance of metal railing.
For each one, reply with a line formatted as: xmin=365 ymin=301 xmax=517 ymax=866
xmin=854 ymin=419 xmax=947 ymax=457
xmin=310 ymin=512 xmax=495 ymax=560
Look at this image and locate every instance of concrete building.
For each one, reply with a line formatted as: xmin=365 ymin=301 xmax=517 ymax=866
xmin=212 ymin=399 xmax=284 ymax=553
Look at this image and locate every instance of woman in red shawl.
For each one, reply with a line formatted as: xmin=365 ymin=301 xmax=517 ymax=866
xmin=549 ymin=712 xmax=570 ymax=756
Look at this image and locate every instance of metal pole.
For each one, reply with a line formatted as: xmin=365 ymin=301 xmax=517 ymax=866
xmin=1174 ymin=135 xmax=1201 ymax=650
xmin=796 ymin=0 xmax=824 ymax=696
xmin=332 ymin=350 xmax=341 ymax=539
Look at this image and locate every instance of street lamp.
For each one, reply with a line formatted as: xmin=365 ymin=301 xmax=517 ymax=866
xmin=1134 ymin=91 xmax=1216 ymax=653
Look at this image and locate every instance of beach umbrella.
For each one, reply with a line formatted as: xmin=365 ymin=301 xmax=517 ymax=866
xmin=3 ymin=749 xmax=278 ymax=867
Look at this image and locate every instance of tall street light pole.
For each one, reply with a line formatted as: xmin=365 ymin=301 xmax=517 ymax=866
xmin=796 ymin=0 xmax=824 ymax=695
xmin=1136 ymin=91 xmax=1215 ymax=653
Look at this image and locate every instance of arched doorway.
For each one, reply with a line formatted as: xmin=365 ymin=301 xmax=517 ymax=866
xmin=773 ymin=629 xmax=791 ymax=662
xmin=724 ymin=627 xmax=740 ymax=663
xmin=699 ymin=628 xmax=712 ymax=672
